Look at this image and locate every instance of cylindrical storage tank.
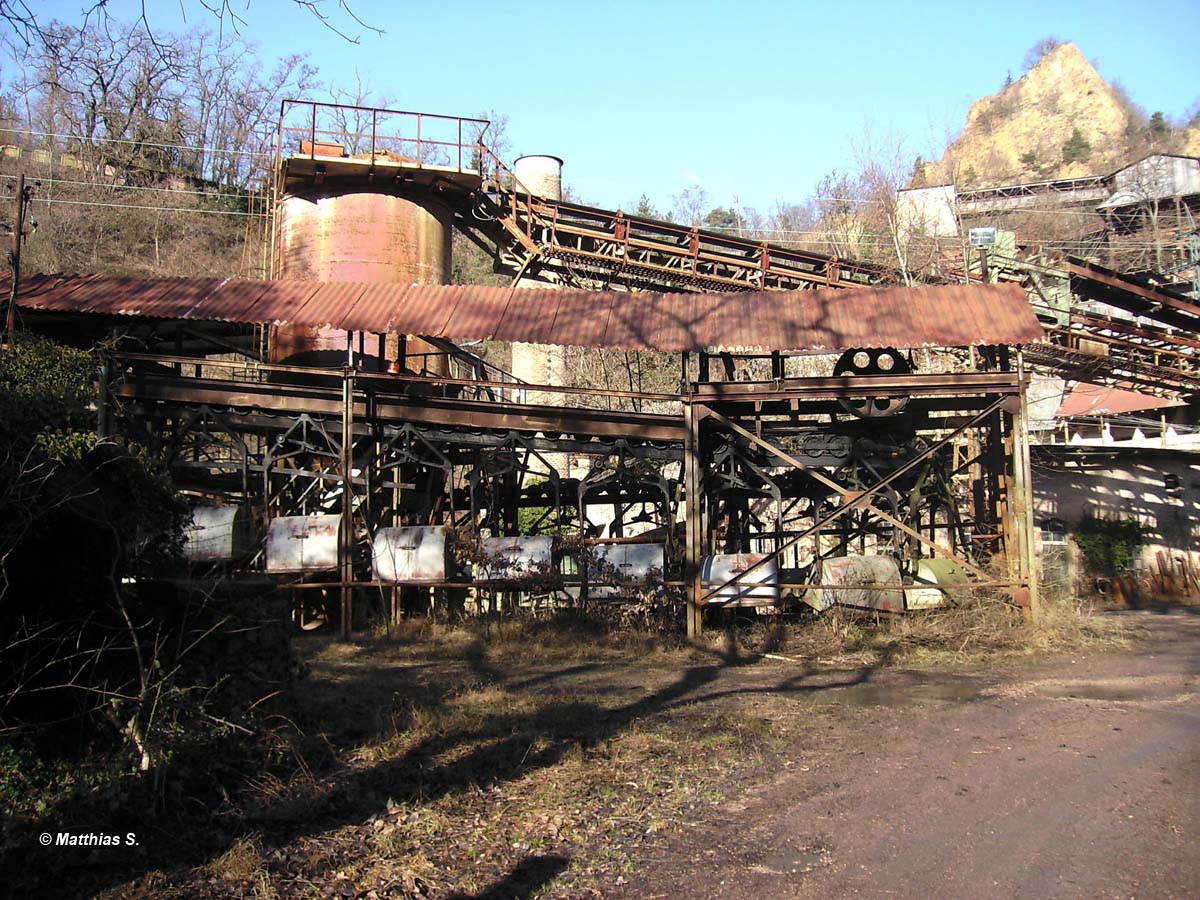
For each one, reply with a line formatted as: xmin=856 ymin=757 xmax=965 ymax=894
xmin=183 ymin=506 xmax=251 ymax=563
xmin=477 ymin=536 xmax=555 ymax=582
xmin=812 ymin=555 xmax=903 ymax=613
xmin=587 ymin=543 xmax=665 ymax=600
xmin=274 ymin=188 xmax=452 ymax=371
xmin=512 ymin=155 xmax=563 ymax=201
xmin=510 ymin=153 xmax=567 ymax=476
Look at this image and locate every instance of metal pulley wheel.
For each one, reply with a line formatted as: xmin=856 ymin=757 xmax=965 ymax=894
xmin=832 ymin=347 xmax=912 ymax=418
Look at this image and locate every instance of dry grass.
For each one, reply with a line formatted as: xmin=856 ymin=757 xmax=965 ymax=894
xmin=701 ymin=588 xmax=1128 ymax=669
xmin=216 ymin=662 xmax=776 ymax=898
xmin=205 ymin=836 xmax=275 ymax=899
xmin=96 ymin=592 xmax=1127 ymax=899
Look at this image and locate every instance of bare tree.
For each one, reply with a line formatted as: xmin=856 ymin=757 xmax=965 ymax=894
xmin=2 ymin=0 xmax=381 ymax=53
xmin=1022 ymin=36 xmax=1062 ymax=72
xmin=670 ymin=183 xmax=709 ymax=228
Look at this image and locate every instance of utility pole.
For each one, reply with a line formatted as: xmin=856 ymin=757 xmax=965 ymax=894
xmin=4 ymin=173 xmax=30 ymax=345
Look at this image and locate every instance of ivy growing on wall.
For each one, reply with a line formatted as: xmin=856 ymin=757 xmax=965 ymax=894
xmin=1071 ymin=515 xmax=1146 ymax=576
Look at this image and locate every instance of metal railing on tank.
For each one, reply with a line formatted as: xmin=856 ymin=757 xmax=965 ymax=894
xmin=275 ymin=99 xmax=492 ymax=175
xmin=273 ymin=99 xmax=554 ymax=252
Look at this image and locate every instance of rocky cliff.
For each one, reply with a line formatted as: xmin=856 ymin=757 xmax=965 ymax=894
xmin=918 ymin=42 xmax=1200 ymax=188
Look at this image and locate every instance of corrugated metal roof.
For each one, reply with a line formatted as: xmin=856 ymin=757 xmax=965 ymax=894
xmin=11 ymin=273 xmax=1043 ymax=353
xmin=1055 ymin=383 xmax=1184 ymax=418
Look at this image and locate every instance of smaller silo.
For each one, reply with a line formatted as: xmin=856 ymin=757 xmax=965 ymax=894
xmin=513 ymin=155 xmax=564 ymax=200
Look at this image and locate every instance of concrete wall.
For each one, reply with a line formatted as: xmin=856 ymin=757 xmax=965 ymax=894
xmin=1033 ymin=450 xmax=1200 ymax=581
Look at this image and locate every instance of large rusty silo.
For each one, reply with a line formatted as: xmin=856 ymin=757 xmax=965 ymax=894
xmin=273 ymin=187 xmax=452 ymax=372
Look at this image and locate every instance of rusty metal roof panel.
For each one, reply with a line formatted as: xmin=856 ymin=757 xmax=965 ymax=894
xmin=712 ymin=283 xmax=1044 ymax=352
xmin=338 ymin=283 xmax=406 ymax=332
xmin=12 ymin=273 xmax=96 ymax=311
xmin=706 ymin=290 xmax=763 ymax=352
xmin=549 ymin=289 xmax=615 ymax=348
xmin=290 ymin=282 xmax=370 ymax=329
xmin=604 ymin=291 xmax=665 ymax=350
xmin=13 ymin=274 xmax=1043 ymax=352
xmin=35 ymin=274 xmax=220 ymax=320
xmin=1055 ymin=383 xmax=1183 ymax=418
xmin=195 ymin=279 xmax=275 ymax=322
xmin=495 ymin=288 xmax=559 ymax=344
xmin=392 ymin=284 xmax=463 ymax=336
xmin=250 ymin=280 xmax=323 ymax=324
xmin=139 ymin=278 xmax=228 ymax=319
xmin=443 ymin=285 xmax=513 ymax=341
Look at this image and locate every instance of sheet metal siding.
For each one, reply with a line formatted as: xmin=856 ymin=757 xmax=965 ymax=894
xmin=13 ymin=274 xmax=1042 ymax=352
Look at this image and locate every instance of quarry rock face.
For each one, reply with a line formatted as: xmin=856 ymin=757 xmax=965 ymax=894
xmin=920 ymin=42 xmax=1186 ymax=187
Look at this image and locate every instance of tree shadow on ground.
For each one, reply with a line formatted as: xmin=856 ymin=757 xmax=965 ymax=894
xmin=444 ymin=854 xmax=572 ymax=900
xmin=19 ymin=621 xmax=898 ymax=898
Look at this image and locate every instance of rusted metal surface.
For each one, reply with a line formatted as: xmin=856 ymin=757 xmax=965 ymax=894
xmin=372 ymin=526 xmax=449 ymax=583
xmin=1055 ymin=383 xmax=1182 ymax=418
xmin=692 ymin=371 xmax=1022 ymax=402
xmin=276 ymin=191 xmax=451 ymax=284
xmin=265 ymin=515 xmax=341 ymax=573
xmin=1065 ymin=255 xmax=1200 ymax=330
xmin=273 ymin=189 xmax=452 ymax=369
xmin=108 ymin=373 xmax=688 ymax=442
xmin=814 ymin=555 xmax=904 ymax=612
xmin=14 ymin=275 xmax=1043 ymax=353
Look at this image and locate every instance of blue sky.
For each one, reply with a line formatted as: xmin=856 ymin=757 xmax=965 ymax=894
xmin=34 ymin=0 xmax=1200 ymax=215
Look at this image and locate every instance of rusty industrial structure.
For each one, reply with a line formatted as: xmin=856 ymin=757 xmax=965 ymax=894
xmin=19 ymin=101 xmax=1197 ymax=636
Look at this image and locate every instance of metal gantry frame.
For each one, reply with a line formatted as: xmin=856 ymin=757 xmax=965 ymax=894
xmin=88 ymin=330 xmax=1039 ymax=637
xmin=677 ymin=360 xmax=1038 ymax=636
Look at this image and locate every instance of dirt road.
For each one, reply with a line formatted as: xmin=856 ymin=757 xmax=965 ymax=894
xmin=629 ymin=609 xmax=1200 ymax=900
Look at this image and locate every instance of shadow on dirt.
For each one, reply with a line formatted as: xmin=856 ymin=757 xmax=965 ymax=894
xmin=18 ymin=621 xmax=899 ymax=898
xmin=445 ymin=854 xmax=572 ymax=900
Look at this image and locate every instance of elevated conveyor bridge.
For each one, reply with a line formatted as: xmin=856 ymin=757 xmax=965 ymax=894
xmin=273 ymin=101 xmax=888 ymax=294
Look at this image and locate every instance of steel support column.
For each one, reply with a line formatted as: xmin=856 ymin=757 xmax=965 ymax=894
xmin=684 ymin=401 xmax=704 ymax=638
xmin=1012 ymin=352 xmax=1040 ymax=620
xmin=340 ymin=367 xmax=355 ymax=638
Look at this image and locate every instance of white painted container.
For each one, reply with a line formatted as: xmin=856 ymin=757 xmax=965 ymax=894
xmin=372 ymin=526 xmax=450 ymax=584
xmin=183 ymin=506 xmax=249 ymax=563
xmin=702 ymin=553 xmax=780 ymax=607
xmin=265 ymin=515 xmax=341 ymax=574
xmin=813 ymin=555 xmax=903 ymax=612
xmin=904 ymin=558 xmax=967 ymax=610
xmin=477 ymin=535 xmax=555 ymax=582
xmin=588 ymin=542 xmax=665 ymax=599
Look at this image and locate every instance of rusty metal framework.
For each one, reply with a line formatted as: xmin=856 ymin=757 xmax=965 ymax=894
xmin=5 ymin=101 xmax=1052 ymax=637
xmin=67 ymin=318 xmax=1041 ymax=638
xmin=272 ymin=101 xmax=889 ymax=293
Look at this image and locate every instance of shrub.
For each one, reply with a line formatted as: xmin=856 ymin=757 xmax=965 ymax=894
xmin=1071 ymin=515 xmax=1146 ymax=576
xmin=1062 ymin=128 xmax=1092 ymax=164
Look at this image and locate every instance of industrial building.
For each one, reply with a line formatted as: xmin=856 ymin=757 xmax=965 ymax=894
xmin=8 ymin=102 xmax=1200 ymax=633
